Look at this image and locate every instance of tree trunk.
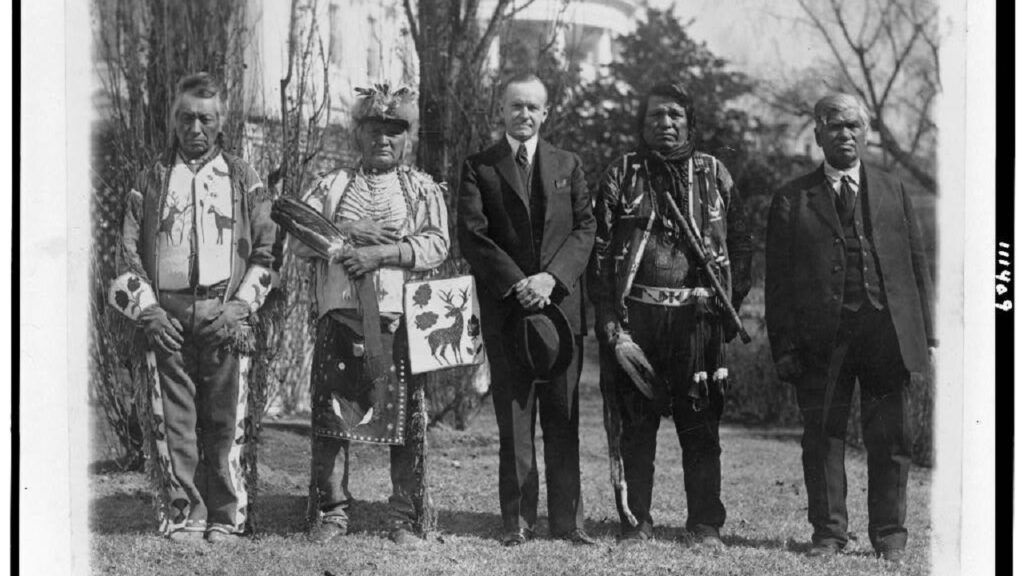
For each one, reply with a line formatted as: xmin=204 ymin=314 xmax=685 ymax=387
xmin=415 ymin=0 xmax=454 ymax=186
xmin=876 ymin=120 xmax=936 ymax=192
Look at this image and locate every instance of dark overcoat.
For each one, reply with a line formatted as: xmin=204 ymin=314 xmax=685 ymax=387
xmin=765 ymin=164 xmax=935 ymax=383
xmin=458 ymin=137 xmax=596 ymax=343
xmin=458 ymin=136 xmax=596 ymax=534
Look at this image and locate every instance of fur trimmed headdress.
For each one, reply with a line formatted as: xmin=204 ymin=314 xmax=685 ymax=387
xmin=353 ymin=83 xmax=417 ymax=128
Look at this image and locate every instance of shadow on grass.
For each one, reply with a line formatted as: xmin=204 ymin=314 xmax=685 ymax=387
xmin=255 ymin=499 xmax=503 ymax=540
xmin=583 ymin=518 xmax=622 ymax=539
xmin=255 ymin=497 xmax=411 ymax=537
xmin=742 ymin=427 xmax=804 ymax=444
xmin=434 ymin=508 xmax=504 ymax=540
xmin=88 ymin=458 xmax=143 ymax=475
xmin=91 ymin=488 xmax=509 ymax=541
xmin=90 ymin=491 xmax=157 ymax=534
xmin=433 ymin=513 xmax=626 ymax=543
xmin=250 ymin=493 xmax=308 ymax=536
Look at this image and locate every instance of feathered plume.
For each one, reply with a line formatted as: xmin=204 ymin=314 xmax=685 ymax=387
xmin=353 ymin=82 xmax=416 ymax=125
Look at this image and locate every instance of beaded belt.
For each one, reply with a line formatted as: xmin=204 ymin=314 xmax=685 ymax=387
xmin=627 ymin=284 xmax=712 ymax=307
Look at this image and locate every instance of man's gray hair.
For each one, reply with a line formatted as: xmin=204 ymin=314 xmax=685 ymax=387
xmin=813 ymin=93 xmax=870 ymax=129
xmin=170 ymin=72 xmax=227 ymax=119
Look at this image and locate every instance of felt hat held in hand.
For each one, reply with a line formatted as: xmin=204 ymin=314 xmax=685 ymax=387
xmin=503 ymin=305 xmax=574 ymax=380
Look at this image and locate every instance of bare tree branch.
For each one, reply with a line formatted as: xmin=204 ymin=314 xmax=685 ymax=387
xmin=402 ymin=0 xmax=420 ymax=53
xmin=861 ymin=0 xmax=891 ymax=55
xmin=461 ymin=0 xmax=479 ymax=38
xmin=794 ymin=0 xmax=868 ymax=103
xmin=787 ymin=0 xmax=938 ymax=191
xmin=471 ymin=0 xmax=514 ymax=66
xmin=536 ymin=0 xmax=571 ymax=56
xmin=505 ymin=0 xmax=539 ymax=20
xmin=895 ymin=0 xmax=941 ymax=88
xmin=471 ymin=0 xmax=539 ymax=67
xmin=828 ymin=0 xmax=881 ymax=110
xmin=906 ymin=88 xmax=936 ymax=157
xmin=877 ymin=18 xmax=922 ymax=109
xmin=876 ymin=120 xmax=934 ymax=190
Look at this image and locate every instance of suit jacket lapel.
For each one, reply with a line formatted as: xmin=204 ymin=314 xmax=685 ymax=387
xmin=537 ymin=138 xmax=556 ymax=199
xmin=807 ymin=166 xmax=842 ymax=236
xmin=862 ymin=164 xmax=886 ymax=226
xmin=536 ymin=139 xmax=560 ymax=256
xmin=495 ymin=138 xmax=529 ymax=208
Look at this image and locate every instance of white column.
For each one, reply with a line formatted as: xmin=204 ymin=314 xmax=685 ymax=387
xmin=596 ymin=27 xmax=613 ymax=66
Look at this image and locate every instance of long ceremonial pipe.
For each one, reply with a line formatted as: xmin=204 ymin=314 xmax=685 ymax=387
xmin=661 ymin=192 xmax=752 ymax=344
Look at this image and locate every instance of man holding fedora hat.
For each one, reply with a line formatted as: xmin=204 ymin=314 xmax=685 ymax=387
xmin=458 ymin=73 xmax=597 ymax=546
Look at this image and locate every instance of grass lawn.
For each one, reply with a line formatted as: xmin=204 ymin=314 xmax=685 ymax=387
xmin=89 ymin=335 xmax=931 ymax=575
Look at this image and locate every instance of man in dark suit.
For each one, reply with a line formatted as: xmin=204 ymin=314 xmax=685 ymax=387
xmin=765 ymin=93 xmax=935 ymax=563
xmin=458 ymin=74 xmax=597 ymax=546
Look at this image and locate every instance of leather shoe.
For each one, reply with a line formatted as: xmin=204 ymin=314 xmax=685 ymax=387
xmin=390 ymin=527 xmax=426 ymax=548
xmin=501 ymin=528 xmax=532 ymax=547
xmin=690 ymin=527 xmax=725 ymax=550
xmin=308 ymin=519 xmax=347 ymax=544
xmin=557 ymin=528 xmax=596 ymax=546
xmin=807 ymin=541 xmax=842 ymax=558
xmin=878 ymin=548 xmax=905 ymax=564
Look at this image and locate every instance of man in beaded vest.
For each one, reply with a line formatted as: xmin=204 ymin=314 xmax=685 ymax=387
xmin=108 ymin=73 xmax=281 ymax=543
xmin=288 ymin=84 xmax=449 ymax=547
xmin=588 ymin=82 xmax=753 ymax=548
xmin=766 ymin=93 xmax=935 ymax=563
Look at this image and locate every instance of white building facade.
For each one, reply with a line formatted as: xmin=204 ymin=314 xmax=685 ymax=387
xmin=244 ymin=0 xmax=638 ymax=124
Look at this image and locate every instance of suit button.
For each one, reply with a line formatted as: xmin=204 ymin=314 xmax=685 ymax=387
xmin=834 ymin=238 xmax=842 ymax=244
xmin=833 ymin=265 xmax=842 ymax=272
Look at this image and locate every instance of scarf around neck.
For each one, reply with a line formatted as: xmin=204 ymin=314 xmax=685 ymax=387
xmin=638 ymin=137 xmax=695 ymax=166
xmin=638 ymin=138 xmax=696 ymax=221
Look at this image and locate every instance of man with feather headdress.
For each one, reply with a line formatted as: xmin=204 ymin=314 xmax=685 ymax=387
xmin=587 ymin=82 xmax=753 ymax=548
xmin=287 ymin=83 xmax=449 ymax=547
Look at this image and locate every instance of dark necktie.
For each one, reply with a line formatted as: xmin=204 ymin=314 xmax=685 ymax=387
xmin=517 ymin=143 xmax=544 ymax=261
xmin=515 ymin=143 xmax=530 ymax=183
xmin=836 ymin=175 xmax=856 ymax=220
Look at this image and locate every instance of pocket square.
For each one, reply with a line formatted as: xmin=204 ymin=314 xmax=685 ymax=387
xmin=555 ymin=177 xmax=569 ymax=188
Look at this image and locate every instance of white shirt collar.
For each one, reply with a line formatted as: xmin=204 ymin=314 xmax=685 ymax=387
xmin=822 ymin=158 xmax=861 ymax=193
xmin=506 ymin=133 xmax=539 ymax=165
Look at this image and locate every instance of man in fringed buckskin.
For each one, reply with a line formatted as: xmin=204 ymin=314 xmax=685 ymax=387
xmin=766 ymin=93 xmax=935 ymax=564
xmin=289 ymin=84 xmax=449 ymax=547
xmin=108 ymin=73 xmax=281 ymax=543
xmin=588 ymin=82 xmax=753 ymax=548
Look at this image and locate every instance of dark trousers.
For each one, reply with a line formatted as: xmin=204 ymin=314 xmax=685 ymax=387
xmin=310 ymin=318 xmax=428 ymax=531
xmin=156 ymin=293 xmax=246 ymax=531
xmin=615 ymin=301 xmax=725 ymax=535
xmin=796 ymin=306 xmax=911 ymax=552
xmin=311 ymin=431 xmax=421 ymax=529
xmin=488 ymin=330 xmax=585 ymax=536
